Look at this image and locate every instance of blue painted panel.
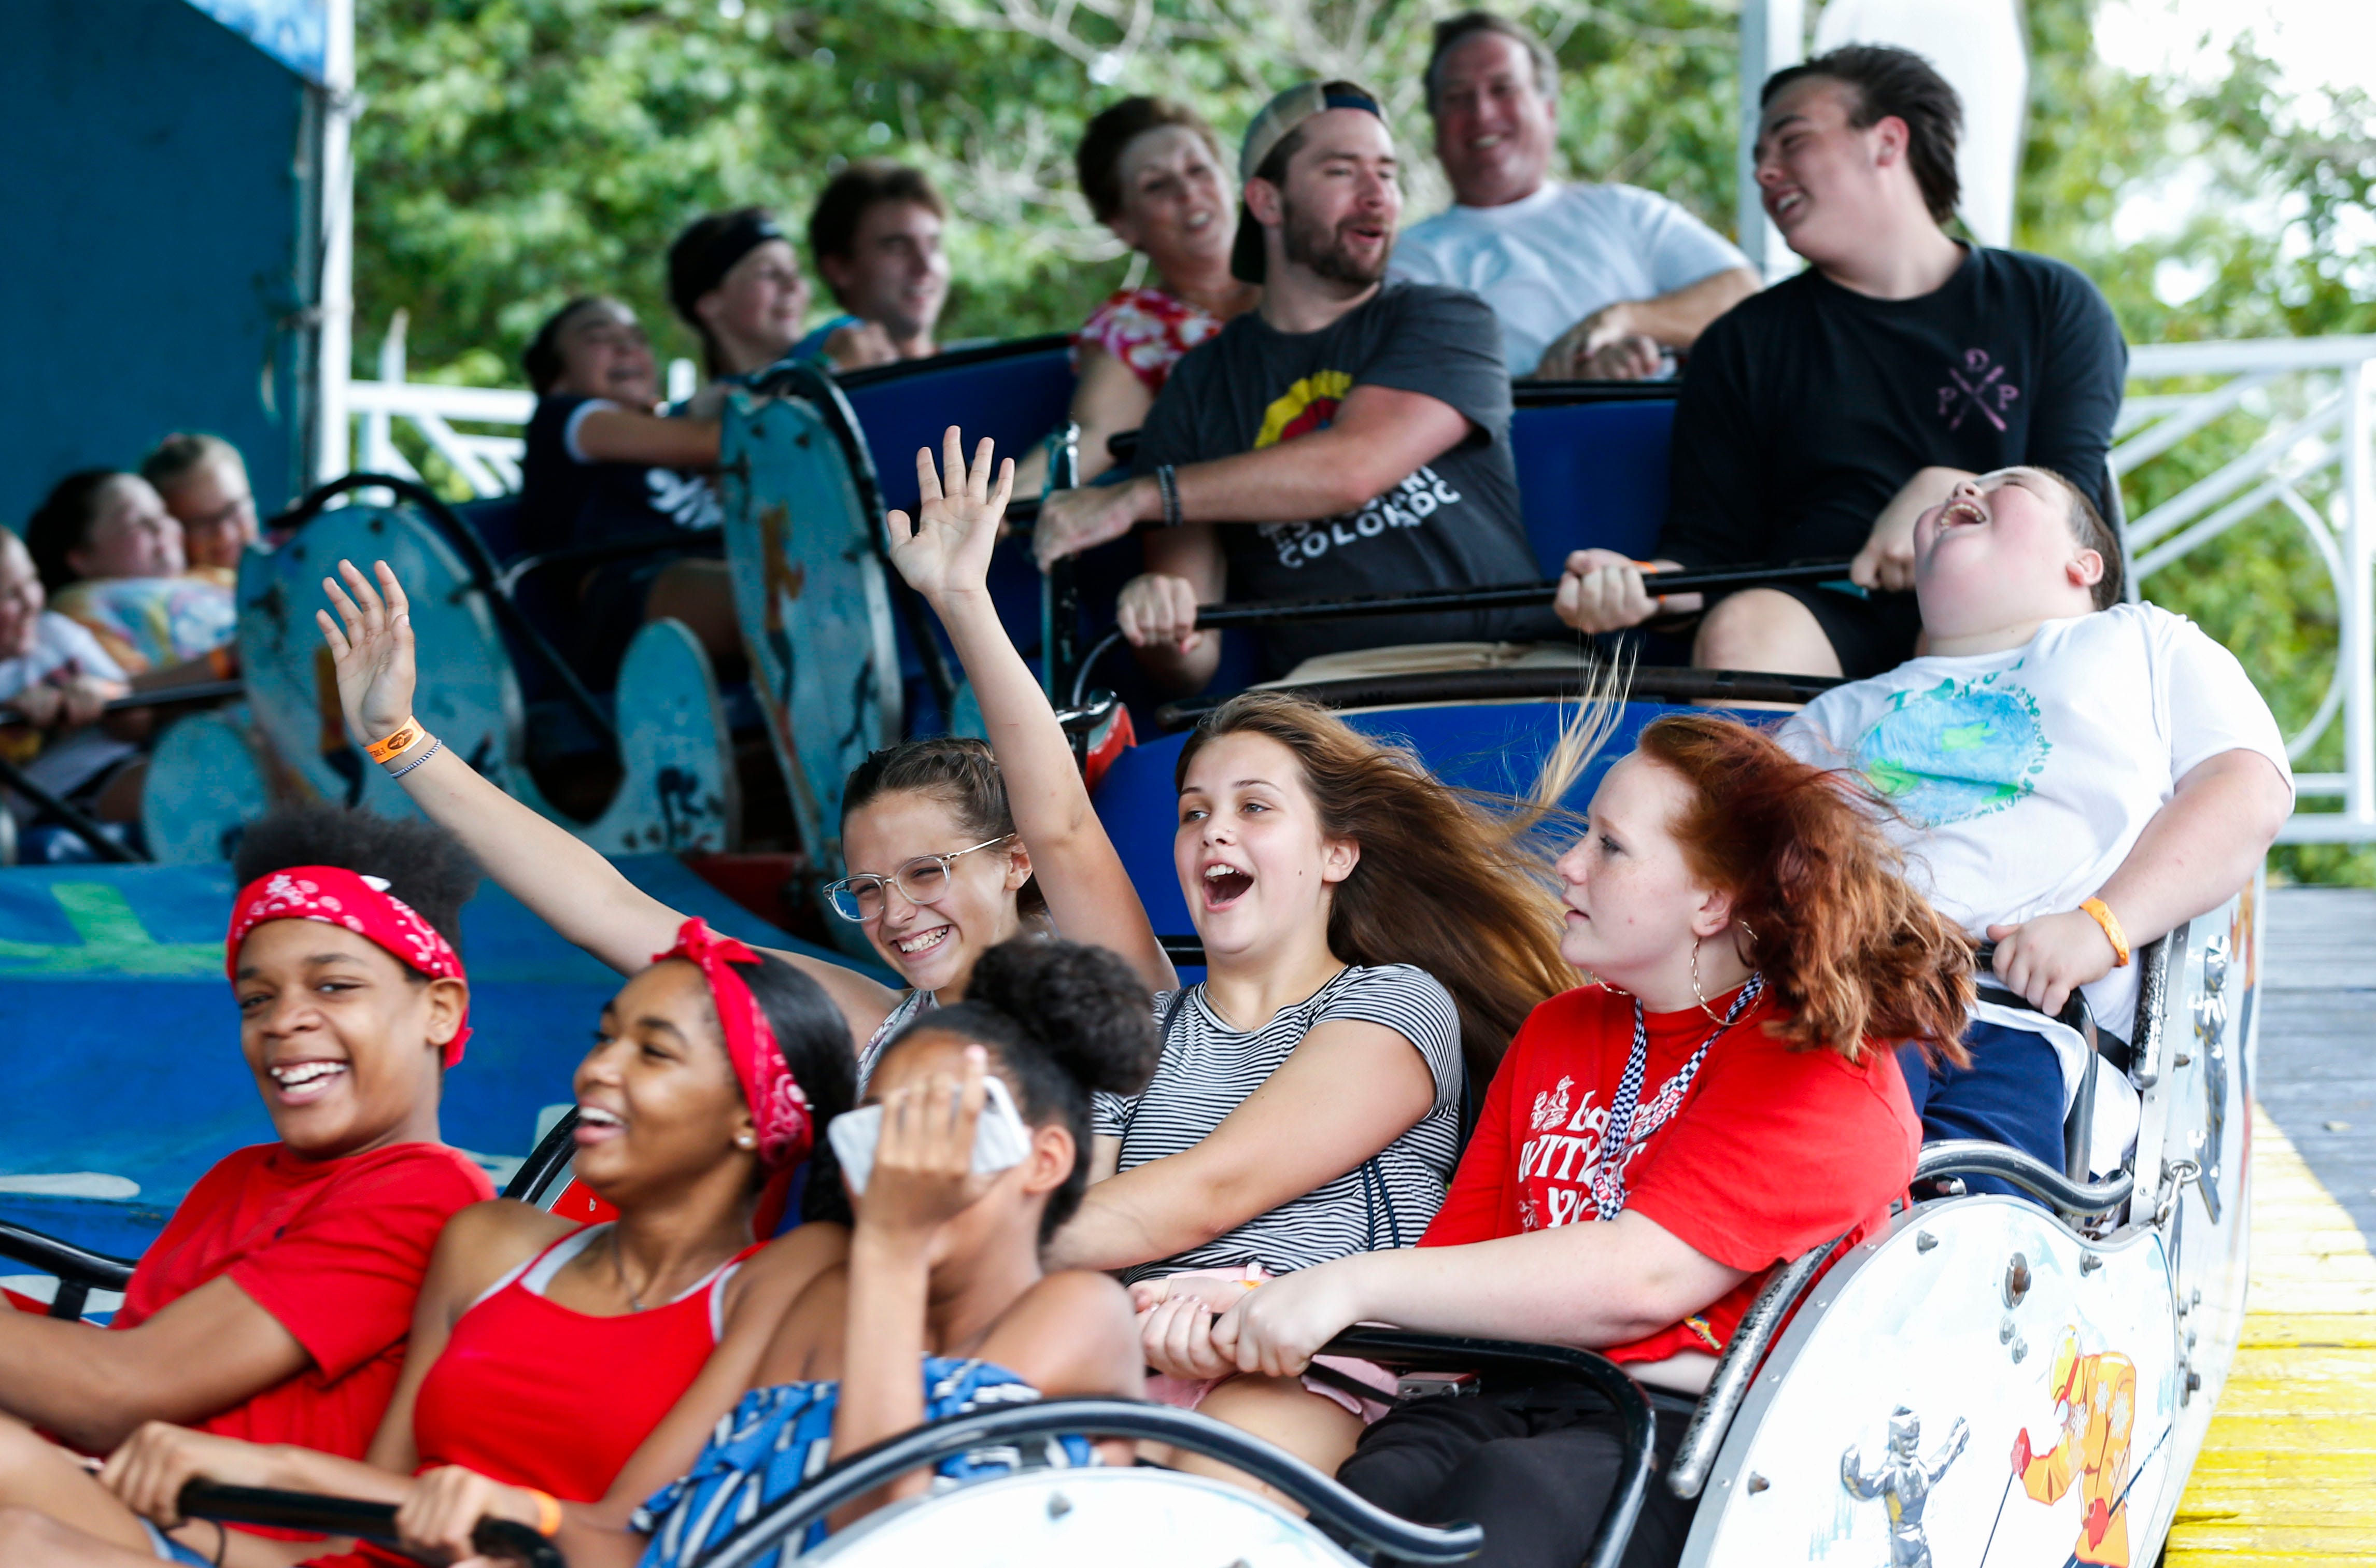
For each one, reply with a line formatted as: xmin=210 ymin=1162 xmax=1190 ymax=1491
xmin=1509 ymin=400 xmax=1676 ymax=576
xmin=180 ymin=0 xmax=326 ymax=80
xmin=0 ymin=856 xmax=876 ymax=1260
xmin=0 ymin=0 xmax=303 ymax=528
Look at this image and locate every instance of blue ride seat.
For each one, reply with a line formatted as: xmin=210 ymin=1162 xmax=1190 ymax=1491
xmin=1506 ymin=390 xmax=1675 ymax=575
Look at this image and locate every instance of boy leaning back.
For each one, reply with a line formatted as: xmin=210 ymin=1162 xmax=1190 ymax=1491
xmin=1765 ymin=466 xmax=2290 ymax=1170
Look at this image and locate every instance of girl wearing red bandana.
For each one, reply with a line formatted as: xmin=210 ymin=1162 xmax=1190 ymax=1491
xmin=7 ymin=920 xmax=859 ymax=1568
xmin=0 ymin=808 xmax=496 ymax=1566
xmin=1196 ymin=718 xmax=1972 ymax=1568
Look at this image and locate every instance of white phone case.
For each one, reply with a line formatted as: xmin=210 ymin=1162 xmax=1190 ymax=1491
xmin=828 ymin=1073 xmax=1032 ymax=1195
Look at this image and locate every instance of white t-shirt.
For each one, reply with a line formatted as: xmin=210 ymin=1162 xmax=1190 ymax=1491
xmin=1777 ymin=603 xmax=2291 ymax=1098
xmin=1389 ymin=181 xmax=1751 ymax=377
xmin=0 ymin=613 xmax=137 ymax=802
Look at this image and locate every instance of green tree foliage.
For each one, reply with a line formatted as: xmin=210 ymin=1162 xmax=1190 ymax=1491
xmin=354 ymin=0 xmax=2376 ymax=876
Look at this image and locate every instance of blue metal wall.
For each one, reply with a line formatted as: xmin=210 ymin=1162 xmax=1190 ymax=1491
xmin=0 ymin=0 xmax=304 ymax=530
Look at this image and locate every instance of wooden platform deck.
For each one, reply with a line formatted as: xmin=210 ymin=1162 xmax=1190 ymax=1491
xmin=2166 ymin=887 xmax=2376 ymax=1565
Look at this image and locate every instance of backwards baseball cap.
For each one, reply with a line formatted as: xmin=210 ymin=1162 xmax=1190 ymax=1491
xmin=1231 ymin=80 xmax=1388 ymax=283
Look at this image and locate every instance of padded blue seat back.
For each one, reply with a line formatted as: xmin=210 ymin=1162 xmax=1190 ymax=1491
xmin=1508 ymin=397 xmax=1675 ymax=575
xmin=842 ymin=340 xmax=1078 ymax=516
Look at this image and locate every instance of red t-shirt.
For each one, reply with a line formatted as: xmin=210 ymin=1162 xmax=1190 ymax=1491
xmin=113 ymin=1141 xmax=494 ymax=1457
xmin=1421 ymin=985 xmax=1918 ymax=1364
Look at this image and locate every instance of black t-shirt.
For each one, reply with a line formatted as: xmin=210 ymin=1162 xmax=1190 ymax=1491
xmin=518 ymin=395 xmax=720 ymax=557
xmin=1133 ymin=281 xmax=1550 ymax=674
xmin=1660 ymin=246 xmax=2127 ymax=568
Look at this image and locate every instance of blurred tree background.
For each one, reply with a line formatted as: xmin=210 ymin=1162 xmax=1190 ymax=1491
xmin=354 ymin=0 xmax=2376 ymax=878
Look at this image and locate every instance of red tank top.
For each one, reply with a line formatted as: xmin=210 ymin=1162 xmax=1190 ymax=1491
xmin=408 ymin=1224 xmax=756 ymax=1500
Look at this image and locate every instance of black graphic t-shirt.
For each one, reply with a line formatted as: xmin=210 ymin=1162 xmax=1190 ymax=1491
xmin=1133 ymin=281 xmax=1550 ymax=674
xmin=1660 ymin=246 xmax=2127 ymax=569
xmin=519 ymin=395 xmax=721 ymax=557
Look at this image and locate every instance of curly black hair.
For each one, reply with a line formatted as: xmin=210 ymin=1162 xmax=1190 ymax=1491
xmin=232 ymin=804 xmax=481 ymax=953
xmin=883 ymin=938 xmax=1158 ymax=1237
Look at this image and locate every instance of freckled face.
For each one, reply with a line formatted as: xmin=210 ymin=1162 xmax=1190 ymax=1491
xmin=1553 ymin=754 xmax=1710 ymax=985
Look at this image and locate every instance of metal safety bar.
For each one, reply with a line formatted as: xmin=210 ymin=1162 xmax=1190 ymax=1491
xmin=177 ymin=1481 xmax=561 ymax=1568
xmin=1913 ymin=1141 xmax=2137 ymax=1218
xmin=1666 ymin=1232 xmax=1852 ymax=1499
xmin=1065 ymin=560 xmax=1856 ymax=709
xmin=0 ymin=1219 xmax=137 ymax=1321
xmin=681 ymin=1397 xmax=1485 ymax=1568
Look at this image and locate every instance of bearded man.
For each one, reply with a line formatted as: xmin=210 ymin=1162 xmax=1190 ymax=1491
xmin=1034 ymin=81 xmax=1554 ymax=692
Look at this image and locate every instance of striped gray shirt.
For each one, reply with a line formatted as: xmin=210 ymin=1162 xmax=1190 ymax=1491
xmin=1093 ymin=964 xmax=1463 ymax=1284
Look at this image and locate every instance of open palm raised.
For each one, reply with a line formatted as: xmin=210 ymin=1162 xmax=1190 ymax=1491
xmin=885 ymin=426 xmax=1014 ymax=601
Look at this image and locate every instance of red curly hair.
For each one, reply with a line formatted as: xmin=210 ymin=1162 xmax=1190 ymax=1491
xmin=1634 ymin=714 xmax=1973 ymax=1066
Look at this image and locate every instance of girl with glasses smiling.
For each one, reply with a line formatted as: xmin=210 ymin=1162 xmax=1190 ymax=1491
xmin=885 ymin=429 xmax=1574 ymax=1494
xmin=316 ymin=559 xmax=1176 ymax=1087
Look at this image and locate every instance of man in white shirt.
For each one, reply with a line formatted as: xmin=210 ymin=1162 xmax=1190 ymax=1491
xmin=1390 ymin=11 xmax=1760 ymax=380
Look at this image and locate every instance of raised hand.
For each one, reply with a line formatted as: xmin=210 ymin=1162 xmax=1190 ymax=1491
xmin=885 ymin=427 xmax=1013 ymax=603
xmin=315 ymin=558 xmax=419 ymax=748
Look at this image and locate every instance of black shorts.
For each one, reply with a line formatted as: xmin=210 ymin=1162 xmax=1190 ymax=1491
xmin=1337 ymin=1384 xmax=1699 ymax=1568
xmin=1752 ymin=584 xmax=1921 ymax=680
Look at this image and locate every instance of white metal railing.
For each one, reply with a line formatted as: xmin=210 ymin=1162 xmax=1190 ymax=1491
xmin=2118 ymin=337 xmax=2376 ymax=843
xmin=334 ymin=313 xmax=694 ymax=498
xmin=333 ymin=330 xmax=2376 ymax=843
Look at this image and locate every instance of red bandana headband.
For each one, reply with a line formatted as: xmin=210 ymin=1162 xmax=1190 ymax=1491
xmin=653 ymin=918 xmax=814 ymax=1169
xmin=226 ymin=866 xmax=473 ymax=1066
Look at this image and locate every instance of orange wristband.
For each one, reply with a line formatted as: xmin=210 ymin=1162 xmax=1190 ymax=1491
xmin=525 ymin=1488 xmax=563 ymax=1537
xmin=2080 ymin=897 xmax=2130 ymax=968
xmin=365 ymin=717 xmax=426 ymax=766
xmin=207 ymin=645 xmax=236 ymax=680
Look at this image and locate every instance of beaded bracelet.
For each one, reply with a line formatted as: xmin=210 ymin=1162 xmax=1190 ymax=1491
xmin=387 ymin=736 xmax=443 ymax=779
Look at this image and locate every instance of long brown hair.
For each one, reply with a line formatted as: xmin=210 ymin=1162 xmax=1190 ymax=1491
xmin=1175 ymin=691 xmax=1574 ymax=1080
xmin=1633 ymin=714 xmax=1973 ymax=1065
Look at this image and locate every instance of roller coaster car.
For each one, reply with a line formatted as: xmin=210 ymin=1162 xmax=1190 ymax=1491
xmin=139 ymin=474 xmax=742 ymax=863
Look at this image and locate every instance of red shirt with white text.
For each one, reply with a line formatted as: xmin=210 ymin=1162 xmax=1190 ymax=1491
xmin=1420 ymin=985 xmax=1918 ymax=1363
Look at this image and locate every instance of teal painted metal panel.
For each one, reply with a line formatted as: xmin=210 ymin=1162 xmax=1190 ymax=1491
xmin=0 ymin=0 xmax=304 ymax=528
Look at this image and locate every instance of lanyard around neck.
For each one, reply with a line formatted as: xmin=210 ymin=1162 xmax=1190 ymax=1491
xmin=1589 ymin=974 xmax=1766 ymax=1223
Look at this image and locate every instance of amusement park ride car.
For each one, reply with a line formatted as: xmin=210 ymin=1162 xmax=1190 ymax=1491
xmin=0 ymin=338 xmax=2256 ymax=1567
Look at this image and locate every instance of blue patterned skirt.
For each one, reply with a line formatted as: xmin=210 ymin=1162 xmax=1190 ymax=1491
xmin=634 ymin=1357 xmax=1097 ymax=1568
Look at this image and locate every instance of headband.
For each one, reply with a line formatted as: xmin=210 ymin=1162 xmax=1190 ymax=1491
xmin=668 ymin=211 xmax=786 ymax=323
xmin=652 ymin=919 xmax=814 ymax=1169
xmin=226 ymin=867 xmax=472 ymax=1067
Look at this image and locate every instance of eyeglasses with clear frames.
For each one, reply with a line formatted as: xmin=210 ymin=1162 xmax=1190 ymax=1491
xmin=823 ymin=835 xmax=1015 ymax=923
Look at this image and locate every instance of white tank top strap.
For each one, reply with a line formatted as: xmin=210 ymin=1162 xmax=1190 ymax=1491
xmin=463 ymin=1222 xmax=610 ymax=1316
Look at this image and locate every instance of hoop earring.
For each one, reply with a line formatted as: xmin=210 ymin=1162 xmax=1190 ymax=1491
xmin=1690 ymin=936 xmax=1722 ymax=1024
